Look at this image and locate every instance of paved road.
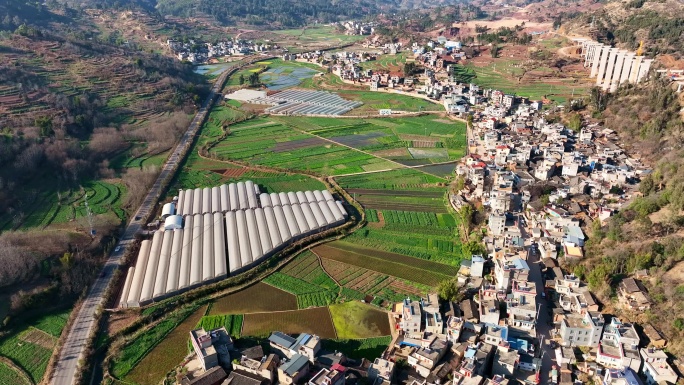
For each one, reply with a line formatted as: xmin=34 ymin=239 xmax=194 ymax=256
xmin=50 ymin=67 xmax=234 ymax=385
xmin=522 ymin=226 xmax=556 ymax=385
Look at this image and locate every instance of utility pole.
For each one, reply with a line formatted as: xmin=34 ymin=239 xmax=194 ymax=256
xmin=84 ymin=191 xmax=95 ymax=237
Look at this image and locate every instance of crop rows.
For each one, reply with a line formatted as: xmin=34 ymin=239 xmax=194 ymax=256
xmin=336 ymin=168 xmax=445 ymax=191
xmin=346 ymin=228 xmax=460 ymax=265
xmin=195 ymin=314 xmax=243 ymax=337
xmin=381 ymin=210 xmax=441 ymax=227
xmin=112 ymin=304 xmax=202 ymax=378
xmin=0 ymin=332 xmax=53 ymax=383
xmin=0 ymin=362 xmax=30 ymax=385
xmin=297 ymin=291 xmax=337 ymax=309
xmin=263 ymin=272 xmax=329 ymax=295
xmin=366 ymin=209 xmax=379 ymax=222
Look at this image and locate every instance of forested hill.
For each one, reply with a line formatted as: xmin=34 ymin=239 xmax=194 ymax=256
xmin=154 ymin=0 xmax=396 ymax=27
xmin=564 ymin=0 xmax=684 ymax=58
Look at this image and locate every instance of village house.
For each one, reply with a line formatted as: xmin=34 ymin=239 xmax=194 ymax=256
xmin=617 ymin=278 xmax=651 ymax=311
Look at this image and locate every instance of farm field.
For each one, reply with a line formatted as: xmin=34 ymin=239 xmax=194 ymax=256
xmin=273 ymin=26 xmax=365 ymax=49
xmin=209 ymin=283 xmax=298 ymax=315
xmin=206 ymin=115 xmax=465 ymax=177
xmin=113 ymin=304 xmax=205 ymax=381
xmin=208 ymin=118 xmax=396 ymax=176
xmin=195 ymin=314 xmax=243 ymax=338
xmin=0 ymin=308 xmax=71 ymax=384
xmin=241 ymin=307 xmax=337 ymax=338
xmin=0 ymin=361 xmax=31 ymax=385
xmin=456 ymin=61 xmax=590 ymax=103
xmin=275 ymin=251 xmax=341 ymax=308
xmin=358 ymin=53 xmax=408 ymax=72
xmin=328 ymin=301 xmax=391 ymax=339
xmin=313 ymin=242 xmax=454 ymax=286
xmin=336 ymin=168 xmax=446 ymax=191
xmin=0 ymin=178 xmax=127 ymax=231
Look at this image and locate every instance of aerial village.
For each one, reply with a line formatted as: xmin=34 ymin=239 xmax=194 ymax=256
xmin=174 ymin=35 xmax=678 ymax=385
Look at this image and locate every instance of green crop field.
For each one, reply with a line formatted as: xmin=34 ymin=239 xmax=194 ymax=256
xmin=113 ymin=304 xmax=204 ymax=380
xmin=321 ymin=336 xmax=392 ymax=361
xmin=195 ymin=314 xmax=243 ymax=337
xmin=209 ymin=283 xmax=298 ymax=315
xmin=336 ymin=168 xmax=446 ymax=190
xmin=459 ymin=61 xmax=589 ymax=104
xmin=209 ymin=119 xmax=393 ymax=176
xmin=0 ymin=361 xmax=31 ymax=385
xmin=264 ymin=271 xmax=338 ymax=309
xmin=0 ymin=179 xmax=127 ymax=231
xmin=358 ymin=53 xmax=408 ymax=71
xmin=274 ymin=26 xmax=365 ymax=48
xmin=0 ymin=308 xmax=71 ymax=384
xmin=314 ymin=242 xmax=453 ymax=286
xmin=329 ymin=301 xmax=391 ymax=339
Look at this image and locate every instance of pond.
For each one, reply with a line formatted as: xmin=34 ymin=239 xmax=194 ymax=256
xmin=261 ymin=65 xmax=319 ymax=90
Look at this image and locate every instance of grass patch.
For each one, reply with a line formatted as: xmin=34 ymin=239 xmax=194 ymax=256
xmin=0 ymin=361 xmax=31 ymax=385
xmin=321 ymin=336 xmax=391 ymax=361
xmin=113 ymin=304 xmax=203 ymax=380
xmin=329 ymin=301 xmax=391 ymax=339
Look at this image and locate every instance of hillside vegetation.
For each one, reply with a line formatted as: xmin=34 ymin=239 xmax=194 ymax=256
xmin=0 ymin=1 xmax=206 ymax=328
xmin=566 ymin=77 xmax=684 ymax=355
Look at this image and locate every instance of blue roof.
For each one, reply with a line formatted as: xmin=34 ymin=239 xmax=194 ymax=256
xmin=280 ymin=354 xmax=309 ymax=376
xmin=565 ymin=225 xmax=585 ymax=239
xmin=464 ymin=348 xmax=477 ymax=359
xmin=507 ymin=338 xmax=529 ymax=352
xmin=513 ymin=258 xmax=529 ymax=270
xmin=269 ymin=331 xmax=296 ymax=348
xmin=292 ymin=333 xmax=311 ymax=351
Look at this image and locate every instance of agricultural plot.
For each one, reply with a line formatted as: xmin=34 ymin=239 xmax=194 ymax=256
xmin=271 ymin=26 xmax=364 ymax=52
xmin=0 ymin=179 xmax=127 ymax=231
xmin=328 ymin=301 xmax=391 ymax=339
xmin=313 ymin=242 xmax=453 ymax=286
xmin=337 ymin=91 xmax=443 ymax=114
xmin=0 ymin=308 xmax=70 ymax=384
xmin=264 ymin=272 xmax=338 ymax=308
xmin=336 ymin=168 xmax=446 ymax=191
xmin=113 ymin=304 xmax=204 ymax=380
xmin=195 ymin=314 xmax=243 ymax=337
xmin=242 ymin=307 xmax=337 ymax=338
xmin=352 ymin=192 xmax=447 ymax=213
xmin=321 ymin=336 xmax=391 ymax=361
xmin=0 ymin=361 xmax=31 ymax=385
xmin=462 ymin=61 xmax=590 ymax=103
xmin=346 ymin=215 xmax=464 ymax=265
xmin=209 ymin=283 xmax=297 ymax=315
xmin=358 ymin=53 xmax=408 ymax=72
xmin=209 ymin=120 xmax=385 ymax=176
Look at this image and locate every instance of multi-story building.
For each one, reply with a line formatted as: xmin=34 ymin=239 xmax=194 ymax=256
xmin=308 ymin=366 xmax=346 ymax=385
xmin=190 ymin=327 xmax=233 ymax=371
xmin=368 ymin=358 xmax=395 ymax=385
xmin=559 ymin=312 xmax=604 ymax=347
xmin=493 ymin=257 xmax=529 ymax=291
xmin=400 ymin=298 xmax=422 ymax=333
xmin=492 ymin=347 xmax=519 ymax=378
xmin=640 ymin=348 xmax=678 ymax=385
xmin=278 ymin=354 xmax=310 ymax=385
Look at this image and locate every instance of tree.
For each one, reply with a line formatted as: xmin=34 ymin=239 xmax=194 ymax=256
xmin=35 ymin=116 xmax=53 ymax=137
xmin=590 ymin=87 xmax=609 ymax=112
xmin=403 ymin=62 xmax=417 ymax=77
xmin=674 ymin=318 xmax=684 ymax=331
xmin=567 ymin=113 xmax=582 ymax=132
xmin=490 ymin=45 xmax=500 ymax=58
xmin=437 ymin=279 xmax=463 ymax=302
xmin=239 ymin=74 xmax=245 ymax=85
xmin=463 ymin=240 xmax=486 ymax=257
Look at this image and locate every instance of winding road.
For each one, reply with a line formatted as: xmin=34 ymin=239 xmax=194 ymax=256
xmin=49 ymin=60 xmax=249 ymax=385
